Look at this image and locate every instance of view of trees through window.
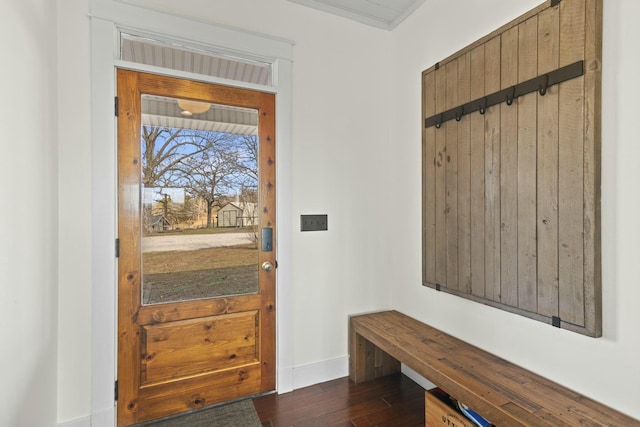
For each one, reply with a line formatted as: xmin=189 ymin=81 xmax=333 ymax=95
xmin=140 ymin=98 xmax=260 ymax=305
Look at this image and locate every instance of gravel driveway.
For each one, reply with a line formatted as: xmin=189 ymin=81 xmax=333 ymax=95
xmin=142 ymin=232 xmax=254 ymax=253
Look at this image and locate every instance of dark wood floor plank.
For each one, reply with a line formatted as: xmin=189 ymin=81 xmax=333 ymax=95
xmin=254 ymin=373 xmax=424 ymax=427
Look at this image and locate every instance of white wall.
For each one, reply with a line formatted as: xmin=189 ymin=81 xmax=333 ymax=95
xmin=0 ymin=1 xmax=59 ymax=427
xmin=388 ymin=0 xmax=640 ymax=420
xmin=48 ymin=0 xmax=640 ymax=424
xmin=57 ymin=0 xmax=92 ymax=423
xmin=106 ymin=0 xmax=393 ymax=381
xmin=54 ymin=0 xmax=393 ymax=424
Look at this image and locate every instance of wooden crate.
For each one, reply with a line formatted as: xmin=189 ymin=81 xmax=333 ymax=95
xmin=425 ymin=389 xmax=475 ymax=427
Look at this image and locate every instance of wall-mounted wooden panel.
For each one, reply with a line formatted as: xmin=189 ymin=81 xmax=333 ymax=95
xmin=422 ymin=0 xmax=602 ymax=336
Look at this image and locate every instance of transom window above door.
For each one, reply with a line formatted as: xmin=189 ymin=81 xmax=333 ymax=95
xmin=120 ymin=32 xmax=273 ymax=86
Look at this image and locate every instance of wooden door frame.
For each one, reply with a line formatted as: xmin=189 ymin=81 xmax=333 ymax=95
xmin=90 ymin=12 xmax=294 ymax=423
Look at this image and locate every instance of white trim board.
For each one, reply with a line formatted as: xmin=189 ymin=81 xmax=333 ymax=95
xmin=89 ymin=2 xmax=294 ymax=425
xmin=58 ymin=417 xmax=90 ymax=427
xmin=292 ymin=356 xmax=349 ymax=390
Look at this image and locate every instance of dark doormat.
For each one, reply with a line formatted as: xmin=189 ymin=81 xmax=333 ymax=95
xmin=135 ymin=399 xmax=262 ymax=427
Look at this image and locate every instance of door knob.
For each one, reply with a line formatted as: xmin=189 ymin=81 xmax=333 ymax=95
xmin=261 ymin=261 xmax=274 ymax=272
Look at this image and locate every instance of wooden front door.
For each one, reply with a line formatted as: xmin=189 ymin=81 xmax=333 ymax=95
xmin=116 ymin=69 xmax=276 ymax=426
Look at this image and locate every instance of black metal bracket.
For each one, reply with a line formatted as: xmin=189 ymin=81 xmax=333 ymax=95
xmin=552 ymin=316 xmax=561 ymax=328
xmin=425 ymin=60 xmax=583 ymax=129
xmin=551 ymin=0 xmax=561 ymax=7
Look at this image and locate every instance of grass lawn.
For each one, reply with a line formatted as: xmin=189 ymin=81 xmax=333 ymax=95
xmin=142 ymin=244 xmax=258 ymax=304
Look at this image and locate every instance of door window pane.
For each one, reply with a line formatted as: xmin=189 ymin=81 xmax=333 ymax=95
xmin=140 ymin=95 xmax=259 ymax=305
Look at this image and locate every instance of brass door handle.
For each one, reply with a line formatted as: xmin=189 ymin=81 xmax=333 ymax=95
xmin=261 ymin=261 xmax=274 ymax=272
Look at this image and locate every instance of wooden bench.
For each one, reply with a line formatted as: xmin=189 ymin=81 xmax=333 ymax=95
xmin=349 ymin=310 xmax=639 ymax=427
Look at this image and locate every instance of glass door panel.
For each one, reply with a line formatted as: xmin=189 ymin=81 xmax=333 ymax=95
xmin=140 ymin=95 xmax=260 ymax=305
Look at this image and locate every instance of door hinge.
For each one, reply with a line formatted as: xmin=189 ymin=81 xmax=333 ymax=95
xmin=115 ymin=238 xmax=120 ymax=258
xmin=114 ymin=380 xmax=118 ymax=401
xmin=114 ymin=96 xmax=119 ymax=117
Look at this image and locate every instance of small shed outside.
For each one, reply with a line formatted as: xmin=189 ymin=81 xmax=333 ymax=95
xmin=218 ymin=202 xmax=257 ymax=227
xmin=150 ymin=215 xmax=171 ymax=232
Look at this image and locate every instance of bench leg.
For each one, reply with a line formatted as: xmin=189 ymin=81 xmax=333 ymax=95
xmin=349 ymin=325 xmax=400 ymax=383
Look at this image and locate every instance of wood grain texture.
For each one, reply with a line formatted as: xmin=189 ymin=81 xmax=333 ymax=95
xmin=457 ymin=52 xmax=472 ymax=294
xmin=255 ymin=373 xmax=425 ymax=427
xmin=516 ymin=16 xmax=538 ymax=313
xmin=350 ymin=311 xmax=640 ymax=427
xmin=558 ymin=0 xmax=587 ymax=328
xmin=422 ymin=1 xmax=549 ymax=74
xmin=423 ymin=71 xmax=437 ymax=286
xmin=117 ymin=70 xmax=276 ymax=426
xmin=483 ymin=36 xmax=501 ymax=302
xmin=469 ymin=45 xmax=485 ymax=298
xmin=445 ymin=60 xmax=459 ymax=291
xmin=137 ymin=365 xmax=262 ymax=421
xmin=140 ymin=312 xmax=259 ymax=385
xmin=499 ymin=26 xmax=519 ymax=307
xmin=117 ymin=68 xmax=143 ymax=427
xmin=258 ymin=90 xmax=277 ymax=391
xmin=425 ymin=389 xmax=475 ymax=427
xmin=421 ymin=0 xmax=601 ymax=336
xmin=582 ymin=0 xmax=603 ymax=336
xmin=434 ymin=66 xmax=447 ymax=287
xmin=536 ymin=6 xmax=560 ymax=318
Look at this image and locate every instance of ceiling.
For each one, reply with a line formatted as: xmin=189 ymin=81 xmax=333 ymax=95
xmin=142 ymin=95 xmax=258 ymax=136
xmin=288 ymin=0 xmax=425 ymax=30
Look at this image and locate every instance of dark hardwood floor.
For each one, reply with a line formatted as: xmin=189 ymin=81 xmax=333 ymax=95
xmin=253 ymin=373 xmax=425 ymax=427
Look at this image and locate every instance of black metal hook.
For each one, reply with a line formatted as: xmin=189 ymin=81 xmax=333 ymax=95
xmin=435 ymin=113 xmax=443 ymax=129
xmin=539 ymin=74 xmax=549 ymax=96
xmin=479 ymin=97 xmax=487 ymax=115
xmin=506 ymin=86 xmax=516 ymax=105
xmin=455 ymin=106 xmax=464 ymax=122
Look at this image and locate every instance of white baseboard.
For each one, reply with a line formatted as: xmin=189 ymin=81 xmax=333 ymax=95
xmin=292 ymin=355 xmax=349 ymax=390
xmin=58 ymin=406 xmax=114 ymax=427
xmin=289 ymin=357 xmax=436 ymax=393
xmin=90 ymin=407 xmax=115 ymax=427
xmin=58 ymin=416 xmax=90 ymax=427
xmin=401 ymin=364 xmax=436 ymax=390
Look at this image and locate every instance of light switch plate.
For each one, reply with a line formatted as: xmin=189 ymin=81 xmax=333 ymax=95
xmin=301 ymin=214 xmax=328 ymax=231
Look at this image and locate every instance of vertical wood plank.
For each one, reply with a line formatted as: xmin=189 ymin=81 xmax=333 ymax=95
xmin=457 ymin=52 xmax=472 ymax=294
xmin=117 ymin=69 xmax=143 ymax=427
xmin=374 ymin=347 xmax=401 ymax=378
xmin=537 ymin=6 xmax=560 ymax=318
xmin=349 ymin=323 xmax=366 ymax=383
xmin=558 ymin=0 xmax=587 ymax=326
xmin=469 ymin=45 xmax=486 ymax=298
xmin=445 ymin=61 xmax=459 ymax=290
xmin=484 ymin=36 xmax=501 ymax=302
xmin=517 ymin=16 xmax=538 ymax=313
xmin=258 ymin=91 xmax=277 ymax=391
xmin=423 ymin=71 xmax=437 ymax=285
xmin=500 ymin=27 xmax=519 ymax=307
xmin=434 ymin=67 xmax=447 ymax=287
xmin=582 ymin=0 xmax=603 ymax=336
